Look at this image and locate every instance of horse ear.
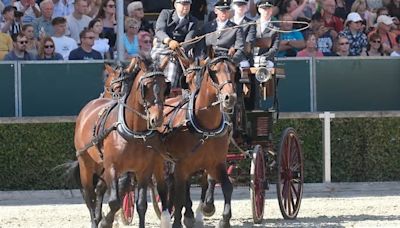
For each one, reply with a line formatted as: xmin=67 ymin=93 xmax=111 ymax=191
xmin=124 ymin=57 xmax=138 ymax=74
xmin=139 ymin=58 xmax=147 ymax=72
xmin=207 ymin=46 xmax=214 ymax=59
xmin=104 ymin=64 xmax=114 ymax=75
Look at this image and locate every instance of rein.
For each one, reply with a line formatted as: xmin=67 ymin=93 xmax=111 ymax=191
xmin=180 ymin=20 xmax=310 ymax=46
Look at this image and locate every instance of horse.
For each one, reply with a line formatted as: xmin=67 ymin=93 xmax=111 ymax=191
xmin=158 ymin=55 xmax=237 ymax=228
xmin=64 ymin=57 xmax=171 ymax=228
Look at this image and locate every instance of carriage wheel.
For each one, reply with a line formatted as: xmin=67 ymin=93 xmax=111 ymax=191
xmin=150 ymin=184 xmax=162 ymax=219
xmin=120 ymin=190 xmax=135 ymax=225
xmin=250 ymin=144 xmax=266 ymax=224
xmin=150 ymin=182 xmax=175 ymax=220
xmin=277 ymin=127 xmax=304 ymax=219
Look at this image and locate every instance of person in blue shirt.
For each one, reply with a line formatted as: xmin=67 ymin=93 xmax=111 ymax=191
xmin=277 ymin=13 xmax=305 ymax=57
xmin=69 ymin=28 xmax=102 ymax=60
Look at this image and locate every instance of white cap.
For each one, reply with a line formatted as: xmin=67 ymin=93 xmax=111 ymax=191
xmin=376 ymin=15 xmax=394 ymax=26
xmin=346 ymin=12 xmax=363 ymax=23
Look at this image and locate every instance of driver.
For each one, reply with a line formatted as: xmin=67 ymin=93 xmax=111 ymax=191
xmin=151 ymin=0 xmax=198 ymax=89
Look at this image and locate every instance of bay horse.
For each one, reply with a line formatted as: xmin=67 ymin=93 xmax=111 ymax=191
xmin=158 ymin=55 xmax=237 ymax=228
xmin=65 ymin=57 xmax=171 ymax=228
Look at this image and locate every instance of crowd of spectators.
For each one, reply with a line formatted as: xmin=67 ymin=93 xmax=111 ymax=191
xmin=0 ymin=0 xmax=399 ymax=62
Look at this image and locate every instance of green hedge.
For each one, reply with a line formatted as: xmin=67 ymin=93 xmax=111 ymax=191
xmin=0 ymin=118 xmax=399 ymax=190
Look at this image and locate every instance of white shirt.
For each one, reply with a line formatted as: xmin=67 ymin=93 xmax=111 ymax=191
xmin=216 ymin=20 xmax=228 ymax=31
xmin=92 ymin=38 xmax=110 ymax=58
xmin=52 ymin=35 xmax=78 ymax=60
xmin=260 ymin=18 xmax=271 ymax=33
xmin=14 ymin=2 xmax=40 ymax=24
xmin=233 ymin=15 xmax=245 ymax=25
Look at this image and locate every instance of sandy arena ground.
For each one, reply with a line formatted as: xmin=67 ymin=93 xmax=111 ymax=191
xmin=1 ymin=182 xmax=400 ymax=228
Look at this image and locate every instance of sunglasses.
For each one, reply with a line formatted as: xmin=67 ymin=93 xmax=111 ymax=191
xmin=44 ymin=45 xmax=54 ymax=48
xmin=84 ymin=36 xmax=95 ymax=39
xmin=107 ymin=4 xmax=115 ymax=8
xmin=371 ymin=40 xmax=381 ymax=43
xmin=18 ymin=41 xmax=28 ymax=44
xmin=143 ymin=40 xmax=152 ymax=44
xmin=339 ymin=42 xmax=349 ymax=45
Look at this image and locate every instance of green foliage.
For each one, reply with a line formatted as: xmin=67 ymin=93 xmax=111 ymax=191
xmin=0 ymin=123 xmax=76 ymax=190
xmin=0 ymin=118 xmax=399 ymax=190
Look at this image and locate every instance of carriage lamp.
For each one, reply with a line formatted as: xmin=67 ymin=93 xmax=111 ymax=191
xmin=255 ymin=66 xmax=273 ymax=83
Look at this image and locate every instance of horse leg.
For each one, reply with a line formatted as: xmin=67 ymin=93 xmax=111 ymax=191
xmin=136 ymin=178 xmax=148 ymax=228
xmin=172 ymin=168 xmax=187 ymax=228
xmin=94 ymin=176 xmax=107 ymax=226
xmin=153 ymin=159 xmax=172 ymax=228
xmin=99 ymin=167 xmax=120 ymax=228
xmin=216 ymin=165 xmax=233 ymax=228
xmin=195 ymin=172 xmax=208 ymax=222
xmin=79 ymin=162 xmax=98 ymax=228
xmin=201 ymin=174 xmax=216 ymax=217
xmin=183 ymin=181 xmax=195 ymax=228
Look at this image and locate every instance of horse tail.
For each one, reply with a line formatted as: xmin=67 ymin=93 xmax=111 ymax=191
xmin=54 ymin=160 xmax=82 ymax=189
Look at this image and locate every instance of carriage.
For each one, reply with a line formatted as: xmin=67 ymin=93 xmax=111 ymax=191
xmin=119 ymin=53 xmax=305 ymax=225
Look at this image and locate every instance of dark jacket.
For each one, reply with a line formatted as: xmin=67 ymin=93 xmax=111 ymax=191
xmin=154 ymin=9 xmax=198 ymax=52
xmin=200 ymin=20 xmax=245 ymax=64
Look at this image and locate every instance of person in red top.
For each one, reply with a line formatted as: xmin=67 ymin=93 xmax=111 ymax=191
xmin=321 ymin=0 xmax=344 ymax=35
xmin=368 ymin=15 xmax=398 ymax=55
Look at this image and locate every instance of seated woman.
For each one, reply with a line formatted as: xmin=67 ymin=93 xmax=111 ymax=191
xmin=123 ymin=17 xmax=140 ymax=60
xmin=88 ymin=18 xmax=111 ymax=59
xmin=362 ymin=32 xmax=386 ymax=56
xmin=36 ymin=36 xmax=63 ymax=60
xmin=297 ymin=32 xmax=324 ymax=57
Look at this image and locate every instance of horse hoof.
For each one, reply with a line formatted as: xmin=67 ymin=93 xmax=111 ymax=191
xmin=160 ymin=211 xmax=172 ymax=228
xmin=201 ymin=203 xmax=215 ymax=217
xmin=98 ymin=219 xmax=112 ymax=228
xmin=183 ymin=216 xmax=196 ymax=228
xmin=218 ymin=220 xmax=231 ymax=228
xmin=172 ymin=221 xmax=183 ymax=228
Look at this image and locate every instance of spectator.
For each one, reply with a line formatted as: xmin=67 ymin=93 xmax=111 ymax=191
xmin=52 ymin=0 xmax=74 ymax=18
xmin=4 ymin=33 xmax=34 ymax=60
xmin=310 ymin=12 xmax=335 ymax=55
xmin=376 ymin=6 xmax=390 ymax=17
xmin=51 ymin=16 xmax=77 ymax=60
xmin=68 ymin=28 xmax=102 ymax=60
xmin=351 ymin=0 xmax=375 ymax=32
xmin=366 ymin=0 xmax=384 ymax=11
xmin=277 ymin=13 xmax=306 ymax=57
xmin=1 ymin=5 xmax=21 ymax=36
xmin=368 ymin=15 xmax=398 ymax=54
xmin=32 ymin=0 xmax=54 ymax=39
xmin=0 ymin=31 xmax=13 ymax=60
xmin=138 ymin=30 xmax=152 ymax=59
xmin=13 ymin=0 xmax=40 ymax=24
xmin=322 ymin=0 xmax=344 ymax=34
xmin=297 ymin=32 xmax=325 ymax=56
xmin=36 ymin=36 xmax=63 ymax=60
xmin=88 ymin=18 xmax=111 ymax=59
xmin=333 ymin=35 xmax=351 ymax=56
xmin=335 ymin=0 xmax=349 ymax=21
xmin=127 ymin=1 xmax=154 ymax=35
xmin=387 ymin=0 xmax=400 ymax=20
xmin=123 ymin=17 xmax=140 ymax=59
xmin=87 ymin=0 xmax=101 ymax=18
xmin=361 ymin=32 xmax=386 ymax=55
xmin=66 ymin=0 xmax=91 ymax=43
xmin=339 ymin=12 xmax=368 ymax=55
xmin=21 ymin=24 xmax=39 ymax=56
xmin=390 ymin=34 xmax=400 ymax=55
xmin=279 ymin=0 xmax=314 ymax=20
xmin=95 ymin=0 xmax=116 ymax=49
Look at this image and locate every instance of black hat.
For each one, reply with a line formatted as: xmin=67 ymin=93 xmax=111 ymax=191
xmin=215 ymin=0 xmax=231 ymax=10
xmin=232 ymin=0 xmax=248 ymax=5
xmin=257 ymin=0 xmax=275 ymax=8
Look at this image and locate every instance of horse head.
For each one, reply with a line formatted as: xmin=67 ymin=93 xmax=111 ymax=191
xmin=205 ymin=56 xmax=237 ymax=113
xmin=130 ymin=58 xmax=170 ymax=129
xmin=103 ymin=64 xmax=123 ymax=98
